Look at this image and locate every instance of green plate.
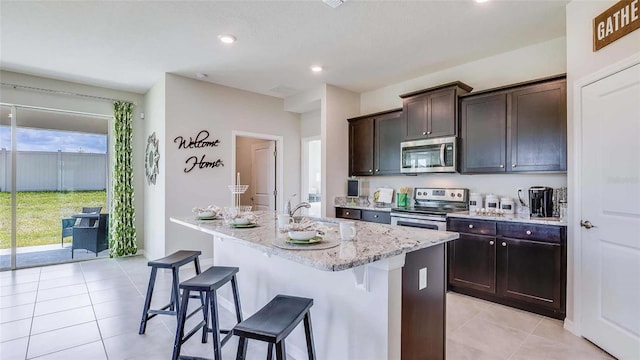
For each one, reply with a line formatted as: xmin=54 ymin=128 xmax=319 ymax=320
xmin=230 ymin=223 xmax=258 ymax=228
xmin=197 ymin=215 xmax=218 ymax=220
xmin=286 ymin=236 xmax=322 ymax=244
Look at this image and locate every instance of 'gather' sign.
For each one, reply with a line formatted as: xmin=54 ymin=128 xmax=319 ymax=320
xmin=593 ymin=0 xmax=640 ymax=51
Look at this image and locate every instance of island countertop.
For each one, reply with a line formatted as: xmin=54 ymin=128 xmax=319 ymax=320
xmin=170 ymin=211 xmax=458 ymax=271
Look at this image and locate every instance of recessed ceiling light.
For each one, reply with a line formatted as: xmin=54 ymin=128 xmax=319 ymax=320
xmin=218 ymin=34 xmax=237 ymax=44
xmin=311 ymin=65 xmax=323 ymax=73
xmin=475 ymin=0 xmax=490 ymax=3
xmin=196 ymin=73 xmax=208 ymax=79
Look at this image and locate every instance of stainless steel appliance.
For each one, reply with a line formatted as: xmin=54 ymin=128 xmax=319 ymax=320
xmin=529 ymin=186 xmax=553 ymax=218
xmin=400 ymin=136 xmax=457 ymax=173
xmin=391 ymin=187 xmax=468 ymax=230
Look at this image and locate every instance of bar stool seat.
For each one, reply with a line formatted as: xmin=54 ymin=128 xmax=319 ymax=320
xmin=173 ymin=266 xmax=243 ymax=360
xmin=139 ymin=250 xmax=202 ymax=335
xmin=233 ymin=295 xmax=316 ymax=360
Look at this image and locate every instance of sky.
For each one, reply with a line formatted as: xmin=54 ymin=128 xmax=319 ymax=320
xmin=0 ymin=126 xmax=107 ymax=153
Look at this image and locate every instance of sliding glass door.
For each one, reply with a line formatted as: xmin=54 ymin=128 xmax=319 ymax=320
xmin=1 ymin=105 xmax=110 ymax=270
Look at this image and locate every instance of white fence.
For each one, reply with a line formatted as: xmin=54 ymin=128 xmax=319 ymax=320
xmin=0 ymin=149 xmax=107 ymax=192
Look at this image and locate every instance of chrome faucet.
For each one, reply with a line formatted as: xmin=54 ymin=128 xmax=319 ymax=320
xmin=289 ymin=202 xmax=311 ymax=217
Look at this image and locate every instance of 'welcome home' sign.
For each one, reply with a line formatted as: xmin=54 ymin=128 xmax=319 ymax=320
xmin=593 ymin=0 xmax=640 ymax=51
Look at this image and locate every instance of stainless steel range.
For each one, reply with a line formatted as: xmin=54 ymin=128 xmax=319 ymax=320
xmin=391 ymin=188 xmax=469 ymax=230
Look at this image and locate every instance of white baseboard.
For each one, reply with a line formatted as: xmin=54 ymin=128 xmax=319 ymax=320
xmin=217 ymin=296 xmax=305 ymax=360
xmin=563 ymin=319 xmax=578 ymax=336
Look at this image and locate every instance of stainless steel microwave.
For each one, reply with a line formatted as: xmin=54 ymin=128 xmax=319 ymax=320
xmin=400 ymin=136 xmax=456 ymax=173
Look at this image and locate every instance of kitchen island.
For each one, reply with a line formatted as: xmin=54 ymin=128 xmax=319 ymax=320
xmin=170 ymin=212 xmax=458 ymax=360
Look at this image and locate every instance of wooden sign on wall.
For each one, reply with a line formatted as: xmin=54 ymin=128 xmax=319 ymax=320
xmin=593 ymin=0 xmax=640 ymax=51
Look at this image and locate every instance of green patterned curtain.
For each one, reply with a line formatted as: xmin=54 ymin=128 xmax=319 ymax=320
xmin=110 ymin=101 xmax=137 ymax=257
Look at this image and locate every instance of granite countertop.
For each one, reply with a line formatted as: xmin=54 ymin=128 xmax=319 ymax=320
xmin=447 ymin=211 xmax=567 ymax=226
xmin=334 ymin=204 xmax=393 ymax=212
xmin=170 ymin=211 xmax=458 ymax=272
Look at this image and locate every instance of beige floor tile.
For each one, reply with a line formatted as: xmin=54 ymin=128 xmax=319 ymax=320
xmin=37 ymin=275 xmax=85 ymax=290
xmin=0 ymin=318 xmax=31 ymax=342
xmin=0 ymin=303 xmax=35 ymax=324
xmin=1 ymin=281 xmax=39 ymax=296
xmin=510 ymin=334 xmax=604 ymax=360
xmin=0 ymin=272 xmax=40 ymax=286
xmin=27 ymin=321 xmax=101 ymax=358
xmin=31 ymin=305 xmax=95 ymax=335
xmin=36 ymin=283 xmax=88 ymax=302
xmin=0 ymin=290 xmax=37 ymax=309
xmin=31 ymin=340 xmax=107 ymax=360
xmin=475 ymin=301 xmax=542 ymax=334
xmin=0 ymin=336 xmax=29 ymax=360
xmin=33 ymin=293 xmax=91 ymax=316
xmin=449 ymin=314 xmax=529 ymax=359
xmin=446 ymin=338 xmax=499 ymax=360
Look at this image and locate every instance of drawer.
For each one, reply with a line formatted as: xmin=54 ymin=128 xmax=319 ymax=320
xmin=497 ymin=222 xmax=563 ymax=243
xmin=361 ymin=210 xmax=391 ymax=224
xmin=336 ymin=208 xmax=361 ymax=220
xmin=448 ymin=218 xmax=496 ymax=236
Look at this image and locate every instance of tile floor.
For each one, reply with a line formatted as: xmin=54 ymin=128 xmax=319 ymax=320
xmin=0 ymin=256 xmax=615 ymax=360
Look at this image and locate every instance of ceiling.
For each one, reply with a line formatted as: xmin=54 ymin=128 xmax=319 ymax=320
xmin=0 ymin=1 xmax=569 ymax=98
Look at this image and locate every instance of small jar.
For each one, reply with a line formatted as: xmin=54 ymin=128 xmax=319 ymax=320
xmin=559 ymin=201 xmax=568 ymax=220
xmin=500 ymin=197 xmax=515 ymax=214
xmin=485 ymin=194 xmax=499 ymax=210
xmin=469 ymin=193 xmax=483 ymax=212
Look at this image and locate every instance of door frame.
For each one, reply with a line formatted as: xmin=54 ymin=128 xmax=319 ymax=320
xmin=231 ymin=130 xmax=283 ymax=212
xmin=301 ymin=135 xmax=321 ymax=209
xmin=571 ymin=52 xmax=640 ymax=336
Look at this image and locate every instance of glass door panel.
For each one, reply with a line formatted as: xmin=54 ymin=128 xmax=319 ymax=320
xmin=0 ymin=105 xmax=13 ymax=270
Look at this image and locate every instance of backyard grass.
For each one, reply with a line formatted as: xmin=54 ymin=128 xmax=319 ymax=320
xmin=0 ymin=191 xmax=106 ymax=249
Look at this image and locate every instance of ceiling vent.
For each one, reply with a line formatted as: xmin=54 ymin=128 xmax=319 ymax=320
xmin=322 ymin=0 xmax=345 ymax=9
xmin=269 ymin=85 xmax=299 ymax=96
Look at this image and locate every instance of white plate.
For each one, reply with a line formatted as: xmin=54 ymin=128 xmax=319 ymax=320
xmin=288 ymin=230 xmax=317 ymax=241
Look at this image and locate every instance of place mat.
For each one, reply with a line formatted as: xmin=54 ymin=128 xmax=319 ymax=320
xmin=229 ymin=223 xmax=258 ymax=228
xmin=272 ymin=238 xmax=340 ymax=251
xmin=286 ymin=236 xmax=322 ymax=244
xmin=196 ymin=215 xmax=218 ymax=220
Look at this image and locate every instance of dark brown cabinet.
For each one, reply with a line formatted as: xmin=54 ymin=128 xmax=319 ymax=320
xmin=399 ymin=82 xmax=472 ymax=141
xmin=459 ymin=75 xmax=567 ymax=174
xmin=348 ymin=109 xmax=402 ymax=176
xmin=335 ymin=207 xmax=391 ymax=224
xmin=447 ymin=217 xmax=566 ymax=319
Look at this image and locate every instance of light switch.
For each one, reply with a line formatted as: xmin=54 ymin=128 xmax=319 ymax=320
xmin=419 ymin=267 xmax=427 ymax=290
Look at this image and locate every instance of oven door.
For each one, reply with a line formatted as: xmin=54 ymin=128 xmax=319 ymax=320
xmin=400 ymin=137 xmax=456 ymax=173
xmin=391 ymin=214 xmax=446 ymax=231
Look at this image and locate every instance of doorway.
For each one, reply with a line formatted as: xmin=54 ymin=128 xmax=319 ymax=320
xmin=232 ymin=132 xmax=282 ymax=212
xmin=301 ymin=136 xmax=321 ymax=218
xmin=0 ymin=105 xmax=111 ymax=270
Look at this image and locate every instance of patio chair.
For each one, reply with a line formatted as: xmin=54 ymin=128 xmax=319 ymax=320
xmin=61 ymin=207 xmax=102 ymax=247
xmin=72 ymin=213 xmax=109 ymax=258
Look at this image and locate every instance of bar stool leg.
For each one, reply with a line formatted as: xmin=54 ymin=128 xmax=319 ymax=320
xmin=172 ymin=289 xmax=191 ymax=360
xmin=171 ymin=268 xmax=181 ymax=314
xmin=235 ymin=337 xmax=247 ymax=360
xmin=209 ymin=289 xmax=223 ymax=360
xmin=231 ymin=275 xmax=243 ymax=323
xmin=139 ymin=266 xmax=158 ymax=334
xmin=304 ymin=313 xmax=317 ymax=360
xmin=194 ymin=257 xmax=206 ymax=310
xmin=275 ymin=340 xmax=286 ymax=360
xmin=267 ymin=343 xmax=273 ymax=360
xmin=201 ymin=291 xmax=210 ymax=344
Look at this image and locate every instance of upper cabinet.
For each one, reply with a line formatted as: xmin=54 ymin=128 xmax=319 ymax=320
xmin=459 ymin=75 xmax=567 ymax=174
xmin=399 ymin=81 xmax=473 ymax=141
xmin=349 ymin=109 xmax=402 ymax=176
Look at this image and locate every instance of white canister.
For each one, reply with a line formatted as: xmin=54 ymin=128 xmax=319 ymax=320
xmin=469 ymin=193 xmax=483 ymax=212
xmin=485 ymin=194 xmax=499 ymax=209
xmin=500 ymin=197 xmax=515 ymax=214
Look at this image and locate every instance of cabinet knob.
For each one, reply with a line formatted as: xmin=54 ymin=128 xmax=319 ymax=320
xmin=500 ymin=164 xmax=504 ymax=168
xmin=427 ymin=131 xmax=432 ymax=135
xmin=369 ymin=169 xmax=372 ymax=173
xmin=526 ymin=230 xmax=532 ymax=235
xmin=375 ymin=169 xmax=379 ymax=172
xmin=422 ymin=131 xmax=427 ymax=135
xmin=345 ymin=211 xmax=350 ymax=215
xmin=502 ymin=242 xmax=507 ymax=247
xmin=512 ymin=164 xmax=517 ymax=168
xmin=374 ymin=215 xmax=379 ymax=218
xmin=468 ymin=224 xmax=474 ymax=229
xmin=489 ymin=241 xmax=494 ymax=245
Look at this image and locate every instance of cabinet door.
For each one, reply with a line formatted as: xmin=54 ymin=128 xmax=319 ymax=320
xmin=349 ymin=118 xmax=374 ymax=176
xmin=448 ymin=233 xmax=496 ymax=294
xmin=460 ymin=93 xmax=507 ymax=173
xmin=428 ymin=89 xmax=456 ymax=138
xmin=497 ymin=238 xmax=562 ymax=310
xmin=361 ymin=210 xmax=391 ymax=224
xmin=335 ymin=207 xmax=361 ymax=220
xmin=374 ymin=111 xmax=402 ymax=175
xmin=509 ymin=80 xmax=567 ymax=172
xmin=403 ymin=95 xmax=427 ymax=140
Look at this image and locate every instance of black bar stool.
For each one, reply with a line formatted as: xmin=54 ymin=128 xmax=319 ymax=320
xmin=172 ymin=266 xmax=243 ymax=360
xmin=233 ymin=295 xmax=316 ymax=360
xmin=139 ymin=250 xmax=202 ymax=334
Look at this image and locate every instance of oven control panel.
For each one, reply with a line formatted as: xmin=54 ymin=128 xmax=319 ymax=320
xmin=414 ymin=188 xmax=468 ymax=203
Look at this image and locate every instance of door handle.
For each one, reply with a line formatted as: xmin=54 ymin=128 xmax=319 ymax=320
xmin=580 ymin=220 xmax=596 ymax=229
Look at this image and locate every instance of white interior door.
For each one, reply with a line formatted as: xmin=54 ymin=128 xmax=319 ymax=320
xmin=251 ymin=141 xmax=275 ymax=211
xmin=580 ymin=62 xmax=640 ymax=360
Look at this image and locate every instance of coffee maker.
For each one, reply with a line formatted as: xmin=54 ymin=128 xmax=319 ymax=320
xmin=529 ymin=187 xmax=553 ymax=218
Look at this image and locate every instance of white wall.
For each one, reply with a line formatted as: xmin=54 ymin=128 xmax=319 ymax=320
xmin=565 ymin=0 xmax=640 ymax=328
xmin=235 ymin=136 xmax=271 ymax=206
xmin=322 ymin=85 xmax=360 ymax=217
xmin=143 ymin=76 xmax=166 ymax=260
xmin=300 ymin=110 xmax=321 ymax=138
xmin=161 ymin=74 xmax=301 ymax=257
xmin=357 ymin=38 xmax=569 ymax=204
xmin=0 ymin=70 xmax=146 ymax=250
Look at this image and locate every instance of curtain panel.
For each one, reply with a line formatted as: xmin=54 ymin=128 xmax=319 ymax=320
xmin=109 ymin=101 xmax=137 ymax=257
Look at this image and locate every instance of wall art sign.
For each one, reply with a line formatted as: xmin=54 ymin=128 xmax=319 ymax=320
xmin=174 ymin=130 xmax=224 ymax=173
xmin=593 ymin=0 xmax=640 ymax=51
xmin=145 ymin=132 xmax=160 ymax=185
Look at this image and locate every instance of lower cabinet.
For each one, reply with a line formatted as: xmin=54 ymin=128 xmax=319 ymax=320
xmin=447 ymin=218 xmax=566 ymax=319
xmin=335 ymin=207 xmax=391 ymax=224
